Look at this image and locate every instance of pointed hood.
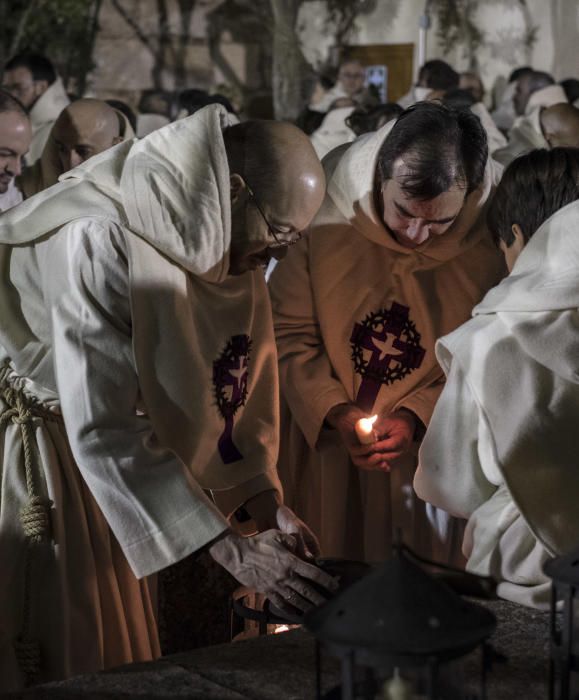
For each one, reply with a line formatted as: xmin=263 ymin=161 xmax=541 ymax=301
xmin=471 ymin=200 xmax=579 ymax=385
xmin=29 ymin=77 xmax=70 ymax=130
xmin=476 ymin=200 xmax=579 ymax=315
xmin=525 ymin=84 xmax=567 ymax=115
xmin=0 ymin=104 xmax=237 ymax=283
xmin=324 ymin=119 xmax=498 ymax=262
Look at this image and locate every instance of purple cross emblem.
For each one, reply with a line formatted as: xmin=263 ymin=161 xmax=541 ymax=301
xmin=350 ymin=302 xmax=425 ymax=412
xmin=213 ymin=335 xmax=251 ymax=464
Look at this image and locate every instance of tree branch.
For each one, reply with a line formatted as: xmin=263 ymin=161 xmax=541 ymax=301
xmin=110 ymin=0 xmax=157 ymax=55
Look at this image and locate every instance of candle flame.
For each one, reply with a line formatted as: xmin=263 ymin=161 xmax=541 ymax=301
xmin=273 ymin=624 xmax=290 ymax=634
xmin=358 ymin=415 xmax=378 ymax=433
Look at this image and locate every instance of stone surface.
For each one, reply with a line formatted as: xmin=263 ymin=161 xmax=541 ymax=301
xmin=3 ymin=600 xmax=552 ymax=699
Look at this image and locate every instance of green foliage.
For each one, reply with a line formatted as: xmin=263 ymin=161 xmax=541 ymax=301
xmin=0 ymin=0 xmax=102 ymax=94
xmin=435 ymin=0 xmax=485 ymax=57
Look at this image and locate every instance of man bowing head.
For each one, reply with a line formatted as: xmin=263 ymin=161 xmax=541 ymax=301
xmin=0 ymin=105 xmax=329 ymax=691
xmin=269 ymin=101 xmax=506 ymax=565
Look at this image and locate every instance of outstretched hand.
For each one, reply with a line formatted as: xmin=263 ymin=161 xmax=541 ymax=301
xmin=209 ymin=529 xmax=337 ymax=615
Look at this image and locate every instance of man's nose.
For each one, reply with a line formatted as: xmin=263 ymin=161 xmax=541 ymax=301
xmin=8 ymin=156 xmax=22 ymax=177
xmin=405 ymin=218 xmax=431 ymax=244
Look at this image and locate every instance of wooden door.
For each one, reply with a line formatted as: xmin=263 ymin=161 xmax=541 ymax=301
xmin=344 ymin=44 xmax=414 ymax=103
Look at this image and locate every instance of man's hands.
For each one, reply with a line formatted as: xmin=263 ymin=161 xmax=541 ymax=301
xmin=326 ymin=402 xmax=417 ymax=472
xmin=243 ymin=491 xmax=321 ymax=559
xmin=209 ymin=529 xmax=337 ymax=615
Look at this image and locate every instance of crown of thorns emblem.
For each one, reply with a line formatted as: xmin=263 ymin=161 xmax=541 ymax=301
xmin=213 ymin=334 xmax=252 ymax=420
xmin=350 ymin=302 xmax=425 ymax=387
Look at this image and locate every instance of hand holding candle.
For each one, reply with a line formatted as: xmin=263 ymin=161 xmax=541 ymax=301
xmin=354 ymin=414 xmax=378 ymax=445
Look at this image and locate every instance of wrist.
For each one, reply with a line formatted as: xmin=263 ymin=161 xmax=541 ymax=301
xmin=208 ymin=528 xmax=237 ymax=567
xmin=395 ymin=408 xmax=424 ymax=441
xmin=325 ymin=402 xmax=356 ymax=429
xmin=242 ymin=489 xmax=280 ymax=531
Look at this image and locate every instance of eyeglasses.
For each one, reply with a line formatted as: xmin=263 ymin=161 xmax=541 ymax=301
xmin=244 ymin=180 xmax=303 ymax=248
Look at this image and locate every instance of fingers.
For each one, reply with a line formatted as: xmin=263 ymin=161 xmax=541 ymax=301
xmin=268 ymin=591 xmax=306 ymax=616
xmin=287 ymin=576 xmax=328 ymax=607
xmin=293 ymin=558 xmax=339 ymax=593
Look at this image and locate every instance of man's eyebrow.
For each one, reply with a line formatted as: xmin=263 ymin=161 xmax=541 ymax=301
xmin=0 ymin=148 xmax=18 ymax=156
xmin=394 ymin=200 xmax=460 ymax=225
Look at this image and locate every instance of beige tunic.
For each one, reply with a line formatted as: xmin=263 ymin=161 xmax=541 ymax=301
xmin=269 ymin=125 xmax=505 ymax=564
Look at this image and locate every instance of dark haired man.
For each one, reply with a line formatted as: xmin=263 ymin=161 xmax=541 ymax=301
xmin=0 ymin=105 xmax=333 ymax=690
xmin=269 ymin=102 xmax=505 ymax=564
xmin=398 ymin=59 xmax=459 ymax=108
xmin=2 ymin=53 xmax=69 ymax=164
xmin=0 ymin=89 xmax=31 ymax=211
xmin=416 ymin=147 xmax=579 ymax=608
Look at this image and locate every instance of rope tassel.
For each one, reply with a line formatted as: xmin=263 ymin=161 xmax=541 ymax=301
xmin=14 ymin=636 xmax=41 ymax=683
xmin=20 ymin=496 xmax=52 ymax=543
xmin=1 ymin=373 xmax=56 ymax=685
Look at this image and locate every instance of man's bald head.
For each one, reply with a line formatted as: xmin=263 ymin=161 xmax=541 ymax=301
xmin=224 ymin=120 xmax=325 ymax=275
xmin=541 ymin=103 xmax=579 ymax=149
xmin=52 ymin=98 xmax=122 ymax=172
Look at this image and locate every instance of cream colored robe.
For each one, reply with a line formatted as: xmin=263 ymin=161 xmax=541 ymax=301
xmin=415 ymin=200 xmax=579 ymax=609
xmin=0 ymin=179 xmax=23 ymax=212
xmin=493 ymin=107 xmax=548 ymax=166
xmin=0 ymin=105 xmax=281 ymax=690
xmin=493 ymin=85 xmax=568 ymax=166
xmin=310 ymin=106 xmax=356 ymax=159
xmin=269 ymin=124 xmax=506 ymax=564
xmin=27 ymin=78 xmax=70 ymax=165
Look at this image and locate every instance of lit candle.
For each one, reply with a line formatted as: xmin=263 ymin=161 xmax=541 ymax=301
xmin=354 ymin=414 xmax=378 ymax=445
xmin=382 ymin=668 xmax=413 ymax=699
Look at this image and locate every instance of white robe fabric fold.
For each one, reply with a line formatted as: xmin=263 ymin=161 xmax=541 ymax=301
xmin=416 ymin=200 xmax=579 ymax=608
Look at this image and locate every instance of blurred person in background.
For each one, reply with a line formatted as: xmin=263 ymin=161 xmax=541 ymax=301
xmin=2 ymin=53 xmax=69 ymax=165
xmin=18 ymin=98 xmax=133 ymax=198
xmin=0 ymin=88 xmax=31 ymax=211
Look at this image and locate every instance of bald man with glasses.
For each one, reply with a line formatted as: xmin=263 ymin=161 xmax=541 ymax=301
xmin=0 ymin=105 xmax=333 ymax=691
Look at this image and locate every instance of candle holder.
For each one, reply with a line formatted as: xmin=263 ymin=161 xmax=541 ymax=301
xmin=305 ymin=542 xmax=497 ymax=700
xmin=544 ymin=547 xmax=579 ymax=700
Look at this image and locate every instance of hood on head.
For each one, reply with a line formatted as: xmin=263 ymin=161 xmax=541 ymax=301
xmin=477 ymin=199 xmax=579 ymax=315
xmin=325 ymin=118 xmax=498 ymax=261
xmin=29 ymin=77 xmax=70 ymax=128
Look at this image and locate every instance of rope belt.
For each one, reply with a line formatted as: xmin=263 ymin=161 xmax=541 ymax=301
xmin=0 ymin=380 xmax=54 ymax=686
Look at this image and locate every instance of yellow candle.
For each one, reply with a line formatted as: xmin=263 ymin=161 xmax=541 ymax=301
xmin=354 ymin=415 xmax=378 ymax=445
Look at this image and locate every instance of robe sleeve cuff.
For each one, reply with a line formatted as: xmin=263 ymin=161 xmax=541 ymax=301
xmin=299 ymin=386 xmax=350 ymax=449
xmin=395 ymin=383 xmax=444 ymax=433
xmin=123 ymin=499 xmax=229 ymax=579
xmin=210 ymin=468 xmax=283 ymax=519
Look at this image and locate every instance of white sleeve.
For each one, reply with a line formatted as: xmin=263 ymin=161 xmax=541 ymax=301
xmin=414 ymin=359 xmax=497 ymax=518
xmin=44 ymin=219 xmax=229 ymax=578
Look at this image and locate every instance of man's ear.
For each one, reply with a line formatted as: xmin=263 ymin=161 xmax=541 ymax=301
xmin=511 ymin=223 xmax=526 ymax=253
xmin=230 ymin=173 xmax=246 ymax=205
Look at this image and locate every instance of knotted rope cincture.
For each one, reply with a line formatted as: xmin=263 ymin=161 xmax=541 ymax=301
xmin=0 ymin=382 xmax=53 ymax=686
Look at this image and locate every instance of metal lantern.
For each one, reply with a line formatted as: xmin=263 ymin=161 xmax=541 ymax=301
xmin=544 ymin=547 xmax=579 ymax=700
xmin=305 ymin=544 xmax=497 ymax=700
